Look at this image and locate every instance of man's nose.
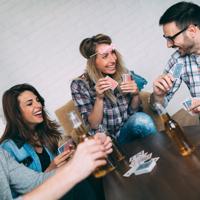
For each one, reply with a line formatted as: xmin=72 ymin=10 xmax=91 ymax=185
xmin=167 ymin=40 xmax=174 ymax=48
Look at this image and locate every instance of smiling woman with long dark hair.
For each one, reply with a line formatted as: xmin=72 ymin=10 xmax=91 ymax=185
xmin=0 ymin=83 xmax=107 ymax=200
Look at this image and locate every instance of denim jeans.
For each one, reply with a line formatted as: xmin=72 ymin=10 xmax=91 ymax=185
xmin=117 ymin=112 xmax=157 ymax=144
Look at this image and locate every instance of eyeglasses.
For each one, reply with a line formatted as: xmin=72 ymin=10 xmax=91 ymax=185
xmin=163 ymin=26 xmax=188 ymax=43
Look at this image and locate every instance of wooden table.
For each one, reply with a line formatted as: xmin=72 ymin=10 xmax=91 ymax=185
xmin=103 ymin=126 xmax=200 ymax=200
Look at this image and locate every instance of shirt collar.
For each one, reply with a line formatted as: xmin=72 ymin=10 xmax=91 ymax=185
xmin=13 ymin=136 xmax=26 ymax=148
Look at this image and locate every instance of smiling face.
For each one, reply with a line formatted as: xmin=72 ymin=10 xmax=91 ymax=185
xmin=18 ymin=90 xmax=44 ymax=129
xmin=95 ymin=44 xmax=117 ymax=75
xmin=163 ymin=22 xmax=196 ymax=56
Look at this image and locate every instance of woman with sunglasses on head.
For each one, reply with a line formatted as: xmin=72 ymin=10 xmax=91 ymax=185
xmin=71 ymin=33 xmax=157 ymax=145
xmin=0 ymin=83 xmax=106 ymax=200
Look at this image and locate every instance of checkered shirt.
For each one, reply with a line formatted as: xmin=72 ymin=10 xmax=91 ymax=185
xmin=163 ymin=50 xmax=200 ymax=106
xmin=70 ymin=74 xmax=136 ymax=136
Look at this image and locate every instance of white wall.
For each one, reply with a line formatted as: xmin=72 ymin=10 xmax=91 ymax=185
xmin=0 ymin=0 xmax=200 ymax=127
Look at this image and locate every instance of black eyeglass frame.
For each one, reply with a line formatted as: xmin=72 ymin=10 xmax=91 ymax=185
xmin=163 ymin=26 xmax=188 ymax=43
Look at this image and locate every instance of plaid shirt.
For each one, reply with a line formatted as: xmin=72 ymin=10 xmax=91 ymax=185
xmin=70 ymin=74 xmax=137 ymax=136
xmin=163 ymin=50 xmax=200 ymax=106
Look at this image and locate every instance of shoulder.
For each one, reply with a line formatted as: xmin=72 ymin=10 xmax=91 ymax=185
xmin=1 ymin=139 xmax=30 ymax=161
xmin=1 ymin=139 xmax=17 ymax=150
xmin=71 ymin=73 xmax=93 ymax=91
xmin=0 ymin=147 xmax=10 ymax=161
xmin=0 ymin=147 xmax=16 ymax=166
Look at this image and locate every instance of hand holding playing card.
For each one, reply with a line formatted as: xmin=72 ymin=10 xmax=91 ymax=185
xmin=182 ymin=97 xmax=200 ymax=114
xmin=153 ymin=73 xmax=174 ymax=97
xmin=58 ymin=138 xmax=76 ymax=154
xmin=190 ymin=98 xmax=200 ymax=113
xmin=95 ymin=77 xmax=113 ymax=98
xmin=105 ymin=76 xmax=118 ymax=90
xmin=120 ymin=79 xmax=139 ymax=94
xmin=122 ymin=74 xmax=132 ymax=82
xmin=45 ymin=150 xmax=73 ymax=172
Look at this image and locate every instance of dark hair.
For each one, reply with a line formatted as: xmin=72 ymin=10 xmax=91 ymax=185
xmin=79 ymin=34 xmax=112 ymax=59
xmin=159 ymin=1 xmax=200 ymax=29
xmin=0 ymin=83 xmax=61 ymax=153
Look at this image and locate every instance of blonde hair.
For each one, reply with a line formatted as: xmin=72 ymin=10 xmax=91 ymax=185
xmin=80 ymin=34 xmax=128 ymax=103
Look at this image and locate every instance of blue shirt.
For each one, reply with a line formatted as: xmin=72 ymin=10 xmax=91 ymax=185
xmin=1 ymin=139 xmax=55 ymax=172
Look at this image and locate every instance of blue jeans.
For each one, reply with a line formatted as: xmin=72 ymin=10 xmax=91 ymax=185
xmin=117 ymin=112 xmax=157 ymax=144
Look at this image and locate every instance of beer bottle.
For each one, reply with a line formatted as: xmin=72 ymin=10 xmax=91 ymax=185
xmin=68 ymin=111 xmax=115 ymax=178
xmin=98 ymin=125 xmax=125 ymax=163
xmin=154 ymin=103 xmax=194 ymax=156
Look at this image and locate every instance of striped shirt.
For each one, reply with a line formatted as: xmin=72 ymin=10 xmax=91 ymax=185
xmin=163 ymin=50 xmax=200 ymax=105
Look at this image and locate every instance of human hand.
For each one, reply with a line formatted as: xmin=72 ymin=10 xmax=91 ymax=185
xmin=153 ymin=73 xmax=174 ymax=97
xmin=95 ymin=78 xmax=112 ymax=98
xmin=45 ymin=150 xmax=73 ymax=172
xmin=189 ymin=98 xmax=200 ymax=113
xmin=68 ymin=139 xmax=107 ymax=181
xmin=120 ymin=79 xmax=139 ymax=95
xmin=94 ymin=132 xmax=113 ymax=154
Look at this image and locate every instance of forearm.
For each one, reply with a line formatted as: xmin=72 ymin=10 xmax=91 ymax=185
xmin=22 ymin=164 xmax=79 ymax=200
xmin=22 ymin=139 xmax=107 ymax=200
xmin=88 ymin=96 xmax=104 ymax=129
xmin=131 ymin=94 xmax=142 ymax=111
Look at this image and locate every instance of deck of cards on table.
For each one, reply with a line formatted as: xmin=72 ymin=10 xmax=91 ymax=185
xmin=123 ymin=150 xmax=159 ymax=177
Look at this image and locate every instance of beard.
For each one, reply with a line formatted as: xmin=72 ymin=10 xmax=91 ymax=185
xmin=172 ymin=36 xmax=195 ymax=56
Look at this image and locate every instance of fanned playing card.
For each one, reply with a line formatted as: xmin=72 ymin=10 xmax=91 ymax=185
xmin=106 ymin=76 xmax=118 ymax=90
xmin=172 ymin=63 xmax=183 ymax=79
xmin=123 ymin=150 xmax=159 ymax=177
xmin=182 ymin=98 xmax=192 ymax=111
xmin=58 ymin=139 xmax=75 ymax=154
xmin=122 ymin=74 xmax=131 ymax=82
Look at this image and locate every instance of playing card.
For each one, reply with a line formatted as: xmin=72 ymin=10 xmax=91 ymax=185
xmin=122 ymin=74 xmax=131 ymax=82
xmin=123 ymin=166 xmax=138 ymax=177
xmin=152 ymin=157 xmax=160 ymax=162
xmin=172 ymin=63 xmax=183 ymax=79
xmin=182 ymin=98 xmax=192 ymax=111
xmin=58 ymin=139 xmax=75 ymax=154
xmin=106 ymin=76 xmax=118 ymax=90
xmin=123 ymin=151 xmax=159 ymax=177
xmin=134 ymin=159 xmax=156 ymax=175
xmin=129 ymin=150 xmax=144 ymax=163
xmin=190 ymin=97 xmax=200 ymax=113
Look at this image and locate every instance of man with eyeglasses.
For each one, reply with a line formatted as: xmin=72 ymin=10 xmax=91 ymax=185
xmin=150 ymin=1 xmax=200 ymax=114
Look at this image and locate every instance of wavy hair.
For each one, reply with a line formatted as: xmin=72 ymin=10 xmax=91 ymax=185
xmin=0 ymin=83 xmax=61 ymax=153
xmin=79 ymin=33 xmax=128 ymax=102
